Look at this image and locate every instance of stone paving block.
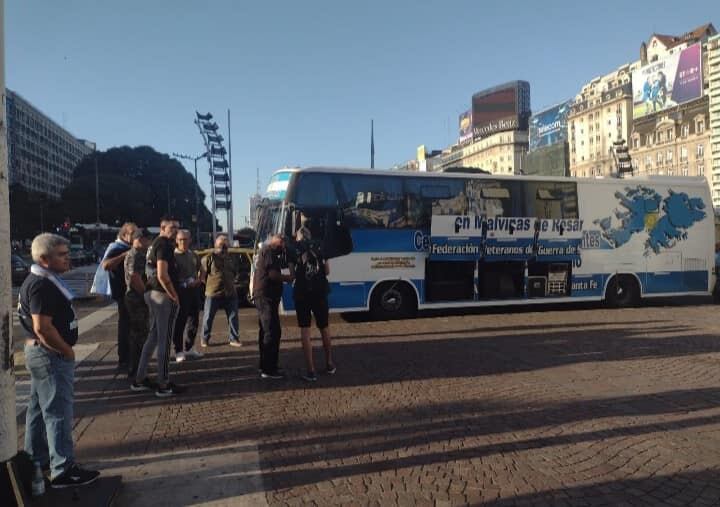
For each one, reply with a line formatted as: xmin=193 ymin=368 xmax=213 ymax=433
xmin=19 ymin=303 xmax=720 ymax=506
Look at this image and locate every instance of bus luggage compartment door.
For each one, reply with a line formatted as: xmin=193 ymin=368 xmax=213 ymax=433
xmin=644 ymin=252 xmax=681 ymax=294
xmin=425 ymin=260 xmax=475 ymax=302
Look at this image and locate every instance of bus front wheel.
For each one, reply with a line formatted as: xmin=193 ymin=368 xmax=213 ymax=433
xmin=605 ymin=275 xmax=640 ymax=308
xmin=370 ymin=281 xmax=418 ymax=320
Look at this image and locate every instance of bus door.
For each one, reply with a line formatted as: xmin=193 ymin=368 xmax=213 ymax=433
xmin=530 ymin=218 xmax=583 ymax=297
xmin=480 ymin=217 xmax=535 ymax=299
xmin=426 ymin=215 xmax=481 ymax=301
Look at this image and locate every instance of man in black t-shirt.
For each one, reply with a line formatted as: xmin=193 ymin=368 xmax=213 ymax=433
xmin=132 ymin=217 xmax=182 ymax=397
xmin=290 ymin=227 xmax=335 ymax=382
xmin=252 ymin=233 xmax=293 ymax=378
xmin=18 ymin=233 xmax=100 ymax=488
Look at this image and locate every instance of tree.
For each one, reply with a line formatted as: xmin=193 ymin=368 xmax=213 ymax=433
xmin=9 ymin=184 xmax=62 ymax=240
xmin=62 ymin=145 xmax=216 ymax=231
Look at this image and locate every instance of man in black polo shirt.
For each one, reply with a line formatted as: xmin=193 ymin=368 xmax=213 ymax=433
xmin=133 ymin=217 xmax=182 ymax=397
xmin=252 ymin=233 xmax=293 ymax=379
xmin=18 ymin=233 xmax=100 ymax=488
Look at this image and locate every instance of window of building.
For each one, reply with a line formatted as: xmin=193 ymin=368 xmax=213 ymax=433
xmin=696 ymin=144 xmax=704 ymax=159
xmin=657 ymin=131 xmax=664 ymax=143
xmin=667 ymin=128 xmax=673 ymax=141
xmin=646 ymin=134 xmax=653 ymax=145
xmin=633 ymin=137 xmax=639 ymax=149
xmin=697 ymin=120 xmax=704 ymax=134
xmin=681 ymin=125 xmax=689 ymax=138
xmin=698 ymin=164 xmax=705 ymax=176
xmin=657 ymin=152 xmax=663 ymax=165
xmin=666 ymin=149 xmax=673 ymax=163
xmin=682 ymin=167 xmax=689 ymax=176
xmin=680 ymin=146 xmax=688 ymax=162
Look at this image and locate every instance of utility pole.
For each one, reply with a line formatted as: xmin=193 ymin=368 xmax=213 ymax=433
xmin=173 ymin=151 xmax=206 ymax=244
xmin=370 ymin=119 xmax=375 ymax=169
xmin=227 ymin=109 xmax=233 ymax=241
xmin=0 ymin=1 xmax=23 ymax=502
xmin=94 ymin=146 xmax=100 ymax=243
xmin=194 ymin=157 xmax=200 ymax=241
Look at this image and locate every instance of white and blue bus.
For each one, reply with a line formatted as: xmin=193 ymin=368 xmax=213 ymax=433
xmin=254 ymin=167 xmax=715 ymax=319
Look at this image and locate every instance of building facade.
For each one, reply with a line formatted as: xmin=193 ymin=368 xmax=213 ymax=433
xmin=627 ymin=26 xmax=716 ymax=194
xmin=568 ymin=68 xmax=635 ymax=178
xmin=629 ymin=96 xmax=712 ymax=189
xmin=248 ymin=193 xmax=262 ymax=228
xmin=429 ymin=129 xmax=528 ymax=175
xmin=6 ymin=89 xmax=92 ymax=198
xmin=708 ymin=33 xmax=720 ymax=207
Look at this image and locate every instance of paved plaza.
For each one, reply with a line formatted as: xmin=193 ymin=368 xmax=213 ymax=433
xmin=14 ymin=299 xmax=720 ymax=506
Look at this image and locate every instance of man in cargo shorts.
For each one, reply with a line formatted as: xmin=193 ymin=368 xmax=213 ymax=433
xmin=124 ymin=228 xmax=153 ymax=379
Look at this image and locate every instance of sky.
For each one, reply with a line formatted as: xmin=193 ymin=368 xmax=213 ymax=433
xmin=6 ymin=0 xmax=719 ymax=230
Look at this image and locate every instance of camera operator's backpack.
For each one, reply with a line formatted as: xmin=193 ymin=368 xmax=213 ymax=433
xmin=302 ymin=247 xmax=328 ymax=294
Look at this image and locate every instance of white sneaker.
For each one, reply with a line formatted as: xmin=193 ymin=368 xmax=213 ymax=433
xmin=175 ymin=352 xmax=186 ymax=363
xmin=184 ymin=348 xmax=204 ymax=359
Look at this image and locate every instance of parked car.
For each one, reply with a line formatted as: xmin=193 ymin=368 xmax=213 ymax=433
xmin=196 ymin=247 xmax=254 ymax=306
xmin=69 ymin=246 xmax=88 ymax=266
xmin=11 ymin=254 xmax=30 ymax=286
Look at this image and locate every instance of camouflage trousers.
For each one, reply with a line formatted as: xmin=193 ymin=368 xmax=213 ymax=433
xmin=124 ymin=291 xmax=149 ymax=379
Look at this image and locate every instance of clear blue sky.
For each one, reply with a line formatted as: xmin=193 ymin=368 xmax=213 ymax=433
xmin=6 ymin=0 xmax=718 ymax=230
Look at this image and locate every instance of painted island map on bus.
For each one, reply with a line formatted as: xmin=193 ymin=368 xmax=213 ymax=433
xmin=594 ymin=185 xmax=706 ymax=253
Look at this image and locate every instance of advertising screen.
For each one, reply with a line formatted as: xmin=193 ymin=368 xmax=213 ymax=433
xmin=528 ymin=100 xmax=572 ymax=150
xmin=471 ymin=81 xmax=530 ymax=139
xmin=458 ymin=110 xmax=472 ymax=144
xmin=632 ymin=43 xmax=703 ymax=119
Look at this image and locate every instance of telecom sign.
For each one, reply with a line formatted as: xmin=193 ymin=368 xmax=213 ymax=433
xmin=528 ymin=100 xmax=572 ymax=151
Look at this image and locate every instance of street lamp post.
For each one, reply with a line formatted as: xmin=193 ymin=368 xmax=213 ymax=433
xmin=173 ymin=152 xmax=207 ymax=243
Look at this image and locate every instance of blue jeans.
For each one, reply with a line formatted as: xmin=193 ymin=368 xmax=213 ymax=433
xmin=24 ymin=343 xmax=75 ymax=480
xmin=202 ymin=295 xmax=239 ymax=342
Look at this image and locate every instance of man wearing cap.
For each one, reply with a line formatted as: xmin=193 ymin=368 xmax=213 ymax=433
xmin=124 ymin=228 xmax=153 ymax=379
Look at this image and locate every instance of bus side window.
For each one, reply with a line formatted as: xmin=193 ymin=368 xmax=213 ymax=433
xmin=338 ymin=174 xmax=404 ymax=229
xmin=524 ymin=182 xmax=579 ymax=219
xmin=466 ymin=180 xmax=522 ymax=218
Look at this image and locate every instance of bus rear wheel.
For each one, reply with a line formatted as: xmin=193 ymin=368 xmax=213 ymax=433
xmin=370 ymin=281 xmax=417 ymax=320
xmin=605 ymin=275 xmax=640 ymax=308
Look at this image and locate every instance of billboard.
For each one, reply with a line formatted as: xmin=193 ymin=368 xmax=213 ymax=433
xmin=632 ymin=43 xmax=703 ymax=119
xmin=471 ymin=81 xmax=530 ymax=139
xmin=458 ymin=110 xmax=472 ymax=144
xmin=528 ymin=100 xmax=572 ymax=151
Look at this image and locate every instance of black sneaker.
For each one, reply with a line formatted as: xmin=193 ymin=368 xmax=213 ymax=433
xmin=50 ymin=464 xmax=100 ymax=489
xmin=326 ymin=364 xmax=337 ymax=375
xmin=130 ymin=378 xmax=154 ymax=392
xmin=260 ymin=370 xmax=286 ymax=380
xmin=301 ymin=371 xmax=317 ymax=382
xmin=155 ymin=382 xmax=184 ymax=398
